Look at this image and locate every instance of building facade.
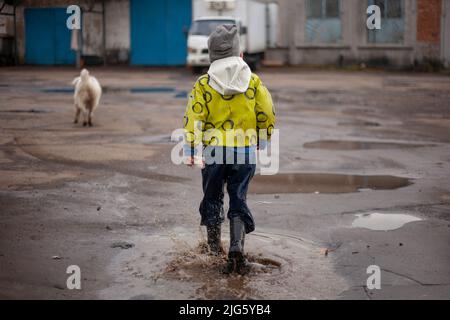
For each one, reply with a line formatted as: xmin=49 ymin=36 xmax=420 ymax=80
xmin=0 ymin=0 xmax=191 ymax=66
xmin=0 ymin=0 xmax=449 ymax=67
xmin=270 ymin=0 xmax=450 ymax=67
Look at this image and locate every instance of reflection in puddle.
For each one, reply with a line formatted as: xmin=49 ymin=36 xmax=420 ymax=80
xmin=0 ymin=109 xmax=49 ymax=114
xmin=41 ymin=87 xmax=73 ymax=93
xmin=250 ymin=173 xmax=412 ymax=194
xmin=41 ymin=86 xmax=188 ymax=100
xmin=174 ymin=90 xmax=188 ymax=98
xmin=133 ymin=135 xmax=172 ymax=144
xmin=304 ymin=140 xmax=432 ymax=150
xmin=130 ymin=87 xmax=175 ymax=93
xmin=352 ymin=212 xmax=422 ymax=231
xmin=338 ymin=120 xmax=380 ymax=127
xmin=41 ymin=86 xmax=176 ymax=94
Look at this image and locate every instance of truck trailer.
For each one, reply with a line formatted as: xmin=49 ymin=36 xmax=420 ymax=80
xmin=187 ymin=0 xmax=277 ymax=72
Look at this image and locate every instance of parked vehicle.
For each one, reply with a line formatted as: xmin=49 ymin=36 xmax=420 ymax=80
xmin=187 ymin=0 xmax=277 ymax=72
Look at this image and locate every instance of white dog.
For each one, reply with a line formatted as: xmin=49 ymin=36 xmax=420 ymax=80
xmin=72 ymin=69 xmax=102 ymax=127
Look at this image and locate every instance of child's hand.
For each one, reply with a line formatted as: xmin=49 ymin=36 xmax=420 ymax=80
xmin=184 ymin=156 xmax=205 ymax=169
xmin=185 ymin=156 xmax=195 ymax=167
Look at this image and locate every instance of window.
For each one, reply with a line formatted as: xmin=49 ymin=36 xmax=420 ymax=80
xmin=386 ymin=0 xmax=402 ymax=18
xmin=307 ymin=0 xmax=340 ymax=18
xmin=372 ymin=0 xmax=402 ymax=18
xmin=308 ymin=0 xmax=322 ymax=18
xmin=326 ymin=0 xmax=340 ymax=18
xmin=368 ymin=0 xmax=404 ymax=44
xmin=189 ymin=19 xmax=235 ymax=36
xmin=374 ymin=0 xmax=385 ymax=17
xmin=306 ymin=0 xmax=341 ymax=43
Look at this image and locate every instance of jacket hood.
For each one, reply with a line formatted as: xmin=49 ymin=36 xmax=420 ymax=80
xmin=207 ymin=56 xmax=251 ymax=95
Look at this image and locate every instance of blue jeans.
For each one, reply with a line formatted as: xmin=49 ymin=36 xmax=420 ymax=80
xmin=199 ymin=149 xmax=256 ymax=234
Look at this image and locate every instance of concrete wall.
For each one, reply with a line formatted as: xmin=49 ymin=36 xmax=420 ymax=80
xmin=0 ymin=4 xmax=15 ymax=64
xmin=267 ymin=0 xmax=447 ymax=67
xmin=3 ymin=0 xmax=448 ymax=67
xmin=105 ymin=0 xmax=130 ymax=64
xmin=442 ymin=0 xmax=450 ymax=67
xmin=81 ymin=3 xmax=104 ymax=57
xmin=0 ymin=5 xmax=14 ymax=36
xmin=11 ymin=0 xmax=130 ymax=64
xmin=14 ymin=0 xmax=103 ymax=64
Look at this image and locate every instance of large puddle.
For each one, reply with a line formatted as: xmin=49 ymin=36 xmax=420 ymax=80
xmin=0 ymin=108 xmax=50 ymax=114
xmin=129 ymin=87 xmax=175 ymax=93
xmin=100 ymin=228 xmax=348 ymax=299
xmin=352 ymin=212 xmax=422 ymax=231
xmin=249 ymin=173 xmax=412 ymax=194
xmin=303 ymin=140 xmax=432 ymax=150
xmin=40 ymin=86 xmax=188 ymax=99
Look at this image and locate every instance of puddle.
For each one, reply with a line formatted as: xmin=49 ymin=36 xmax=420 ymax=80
xmin=133 ymin=135 xmax=173 ymax=144
xmin=0 ymin=109 xmax=49 ymax=114
xmin=161 ymin=241 xmax=283 ymax=299
xmin=0 ymin=169 xmax=81 ymax=190
xmin=130 ymin=87 xmax=175 ymax=93
xmin=40 ymin=86 xmax=187 ymax=99
xmin=352 ymin=212 xmax=422 ymax=231
xmin=249 ymin=173 xmax=412 ymax=194
xmin=41 ymin=87 xmax=73 ymax=93
xmin=174 ymin=90 xmax=188 ymax=99
xmin=100 ymin=228 xmax=348 ymax=299
xmin=338 ymin=120 xmax=380 ymax=127
xmin=303 ymin=140 xmax=432 ymax=150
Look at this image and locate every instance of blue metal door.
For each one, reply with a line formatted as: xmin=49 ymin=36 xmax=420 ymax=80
xmin=25 ymin=8 xmax=75 ymax=65
xmin=166 ymin=0 xmax=191 ymax=65
xmin=130 ymin=0 xmax=191 ymax=66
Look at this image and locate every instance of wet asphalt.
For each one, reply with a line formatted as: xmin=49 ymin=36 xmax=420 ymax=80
xmin=0 ymin=67 xmax=449 ymax=299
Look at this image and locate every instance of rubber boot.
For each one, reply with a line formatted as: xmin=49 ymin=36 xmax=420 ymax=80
xmin=223 ymin=217 xmax=250 ymax=275
xmin=206 ymin=224 xmax=223 ymax=255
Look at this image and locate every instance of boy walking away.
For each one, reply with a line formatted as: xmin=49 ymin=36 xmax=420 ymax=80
xmin=183 ymin=25 xmax=276 ymax=275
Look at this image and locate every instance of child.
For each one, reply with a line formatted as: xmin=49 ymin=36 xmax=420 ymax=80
xmin=183 ymin=24 xmax=275 ymax=274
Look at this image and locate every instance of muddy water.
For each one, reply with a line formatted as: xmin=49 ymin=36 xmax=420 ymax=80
xmin=41 ymin=86 xmax=176 ymax=94
xmin=352 ymin=212 xmax=422 ymax=231
xmin=0 ymin=109 xmax=50 ymax=113
xmin=100 ymin=228 xmax=348 ymax=300
xmin=337 ymin=120 xmax=380 ymax=127
xmin=249 ymin=173 xmax=412 ymax=194
xmin=304 ymin=140 xmax=432 ymax=150
xmin=130 ymin=87 xmax=175 ymax=93
xmin=41 ymin=88 xmax=73 ymax=93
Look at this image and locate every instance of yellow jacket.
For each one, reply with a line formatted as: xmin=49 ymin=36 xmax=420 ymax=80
xmin=183 ymin=63 xmax=275 ymax=152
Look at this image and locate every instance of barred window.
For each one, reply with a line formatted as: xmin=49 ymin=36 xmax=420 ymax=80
xmin=306 ymin=0 xmax=341 ymax=43
xmin=307 ymin=0 xmax=340 ymax=18
xmin=374 ymin=0 xmax=386 ymax=17
xmin=326 ymin=0 xmax=340 ymax=18
xmin=308 ymin=0 xmax=322 ymax=18
xmin=367 ymin=0 xmax=404 ymax=44
xmin=386 ymin=0 xmax=402 ymax=18
xmin=371 ymin=0 xmax=403 ymax=18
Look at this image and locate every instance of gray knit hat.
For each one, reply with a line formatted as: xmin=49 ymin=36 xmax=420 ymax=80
xmin=208 ymin=24 xmax=240 ymax=63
